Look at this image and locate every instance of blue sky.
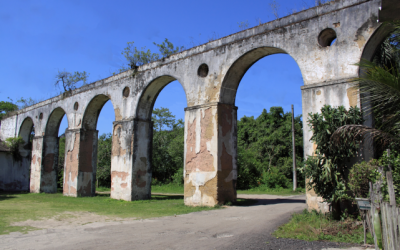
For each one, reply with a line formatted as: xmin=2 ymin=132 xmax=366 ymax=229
xmin=0 ymin=0 xmax=316 ymax=136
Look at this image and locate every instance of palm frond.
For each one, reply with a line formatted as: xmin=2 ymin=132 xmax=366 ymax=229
xmin=331 ymin=124 xmax=398 ymax=149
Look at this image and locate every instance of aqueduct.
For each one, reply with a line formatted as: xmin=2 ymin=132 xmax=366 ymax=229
xmin=0 ymin=0 xmax=399 ymax=210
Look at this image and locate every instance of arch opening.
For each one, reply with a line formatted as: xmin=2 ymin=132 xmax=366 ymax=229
xmin=14 ymin=117 xmax=35 ymax=192
xmin=358 ymin=23 xmax=399 ymax=160
xmin=221 ymin=48 xmax=305 ymax=194
xmin=136 ymin=75 xmax=187 ymax=192
xmin=40 ymin=107 xmax=69 ymax=193
xmin=220 ymin=47 xmax=287 ymax=105
xmin=73 ymin=94 xmax=116 ymax=195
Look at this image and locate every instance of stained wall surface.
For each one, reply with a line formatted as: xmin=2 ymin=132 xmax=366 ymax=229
xmin=0 ymin=0 xmax=396 ymax=208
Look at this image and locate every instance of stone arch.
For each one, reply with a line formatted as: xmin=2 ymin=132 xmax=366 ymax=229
xmin=360 ymin=23 xmax=395 ymax=63
xmin=82 ymin=94 xmax=114 ymax=130
xmin=45 ymin=107 xmax=68 ymax=136
xmin=19 ymin=116 xmax=34 ymax=144
xmin=136 ymin=75 xmax=187 ymax=120
xmin=219 ymin=46 xmax=302 ymax=105
xmin=37 ymin=107 xmax=69 ymax=193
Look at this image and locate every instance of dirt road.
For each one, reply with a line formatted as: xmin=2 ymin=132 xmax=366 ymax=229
xmin=0 ymin=194 xmax=335 ymax=250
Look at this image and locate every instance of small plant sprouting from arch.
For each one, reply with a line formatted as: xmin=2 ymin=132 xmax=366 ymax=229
xmin=5 ymin=136 xmax=25 ymax=161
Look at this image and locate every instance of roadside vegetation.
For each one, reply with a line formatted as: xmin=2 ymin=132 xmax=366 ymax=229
xmin=273 ymin=209 xmax=374 ymax=245
xmin=277 ymin=21 xmax=400 ymax=245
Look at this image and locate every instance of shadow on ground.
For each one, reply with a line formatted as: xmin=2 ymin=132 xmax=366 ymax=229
xmin=94 ymin=192 xmax=305 ymax=207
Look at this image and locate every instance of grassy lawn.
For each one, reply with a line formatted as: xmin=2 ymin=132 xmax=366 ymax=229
xmin=237 ymin=187 xmax=305 ymax=196
xmin=0 ymin=192 xmax=218 ymax=235
xmin=273 ymin=209 xmax=374 ymax=245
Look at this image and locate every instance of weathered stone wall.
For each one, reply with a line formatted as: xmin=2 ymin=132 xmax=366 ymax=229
xmin=0 ymin=0 xmax=396 ymax=209
xmin=0 ymin=152 xmax=30 ymax=191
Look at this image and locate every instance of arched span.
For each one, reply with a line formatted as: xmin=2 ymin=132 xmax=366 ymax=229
xmin=360 ymin=23 xmax=396 ymax=68
xmin=19 ymin=117 xmax=34 ymax=144
xmin=82 ymin=94 xmax=115 ymax=130
xmin=220 ymin=46 xmax=304 ymax=105
xmin=45 ymin=107 xmax=68 ymax=137
xmin=136 ymin=75 xmax=188 ymax=121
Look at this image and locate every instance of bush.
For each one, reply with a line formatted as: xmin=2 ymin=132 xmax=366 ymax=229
xmin=348 ymin=160 xmax=379 ymax=198
xmin=304 ymin=105 xmax=363 ymax=204
xmin=378 ymin=151 xmax=400 ymax=204
xmin=171 ymin=168 xmax=183 ymax=185
xmin=261 ymin=167 xmax=290 ymax=188
xmin=5 ymin=136 xmax=25 ymax=160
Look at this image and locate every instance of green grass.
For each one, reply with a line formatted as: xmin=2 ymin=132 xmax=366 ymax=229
xmin=96 ymin=184 xmax=305 ymax=196
xmin=149 ymin=184 xmax=305 ymax=196
xmin=0 ymin=192 xmax=219 ymax=235
xmin=96 ymin=186 xmax=112 ymax=192
xmin=237 ymin=187 xmax=305 ymax=196
xmin=151 ymin=183 xmax=184 ymax=194
xmin=273 ymin=209 xmax=374 ymax=245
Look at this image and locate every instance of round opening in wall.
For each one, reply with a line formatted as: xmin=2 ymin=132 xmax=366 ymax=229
xmin=123 ymin=87 xmax=130 ymax=97
xmin=39 ymin=113 xmax=43 ymax=120
xmin=74 ymin=102 xmax=79 ymax=111
xmin=197 ymin=63 xmax=209 ymax=78
xmin=318 ymin=28 xmax=337 ymax=47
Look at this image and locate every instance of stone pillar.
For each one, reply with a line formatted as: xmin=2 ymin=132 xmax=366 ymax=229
xmin=184 ymin=103 xmax=237 ymax=207
xmin=301 ymin=79 xmax=366 ymax=213
xmin=110 ymin=119 xmax=152 ymax=201
xmin=63 ymin=129 xmax=98 ymax=197
xmin=30 ymin=136 xmax=44 ymax=193
xmin=40 ymin=136 xmax=59 ymax=193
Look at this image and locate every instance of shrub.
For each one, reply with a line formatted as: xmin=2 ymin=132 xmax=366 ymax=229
xmin=5 ymin=136 xmax=25 ymax=160
xmin=348 ymin=160 xmax=379 ymax=198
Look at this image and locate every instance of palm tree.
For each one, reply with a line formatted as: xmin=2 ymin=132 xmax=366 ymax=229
xmin=331 ymin=21 xmax=400 ymax=149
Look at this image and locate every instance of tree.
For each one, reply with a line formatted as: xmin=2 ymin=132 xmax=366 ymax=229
xmin=332 ymin=22 xmax=400 ymax=148
xmin=150 ymin=107 xmax=184 ymax=184
xmin=97 ymin=133 xmax=112 ymax=187
xmin=119 ymin=39 xmax=184 ymax=73
xmin=236 ymin=107 xmax=304 ymax=189
xmin=0 ymin=98 xmax=18 ymax=120
xmin=303 ymin=105 xmax=363 ymax=216
xmin=55 ymin=70 xmax=89 ymax=92
xmin=121 ymin=41 xmax=160 ymax=71
xmin=152 ymin=107 xmax=176 ymax=132
xmin=58 ymin=135 xmax=65 ymax=189
xmin=153 ymin=38 xmax=184 ymax=58
xmin=16 ymin=97 xmax=38 ymax=109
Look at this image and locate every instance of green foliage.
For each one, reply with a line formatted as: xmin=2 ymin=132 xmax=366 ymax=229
xmin=119 ymin=39 xmax=184 ymax=74
xmin=348 ymin=160 xmax=380 ymax=198
xmin=5 ymin=136 xmax=24 ymax=161
xmin=152 ymin=107 xmax=176 ymax=132
xmin=121 ymin=41 xmax=160 ymax=70
xmin=377 ymin=151 xmax=400 ymax=204
xmin=336 ymin=22 xmax=400 ymax=148
xmin=57 ymin=136 xmax=65 ymax=188
xmin=261 ymin=166 xmax=290 ymax=189
xmin=16 ymin=97 xmax=38 ymax=109
xmin=237 ymin=20 xmax=249 ymax=30
xmin=5 ymin=136 xmax=24 ymax=152
xmin=55 ymin=70 xmax=89 ymax=92
xmin=303 ymin=105 xmax=363 ymax=204
xmin=273 ymin=209 xmax=374 ymax=245
xmin=153 ymin=38 xmax=184 ymax=58
xmin=151 ymin=108 xmax=184 ymax=184
xmin=97 ymin=133 xmax=112 ymax=187
xmin=0 ymin=98 xmax=18 ymax=120
xmin=237 ymin=107 xmax=304 ymax=190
